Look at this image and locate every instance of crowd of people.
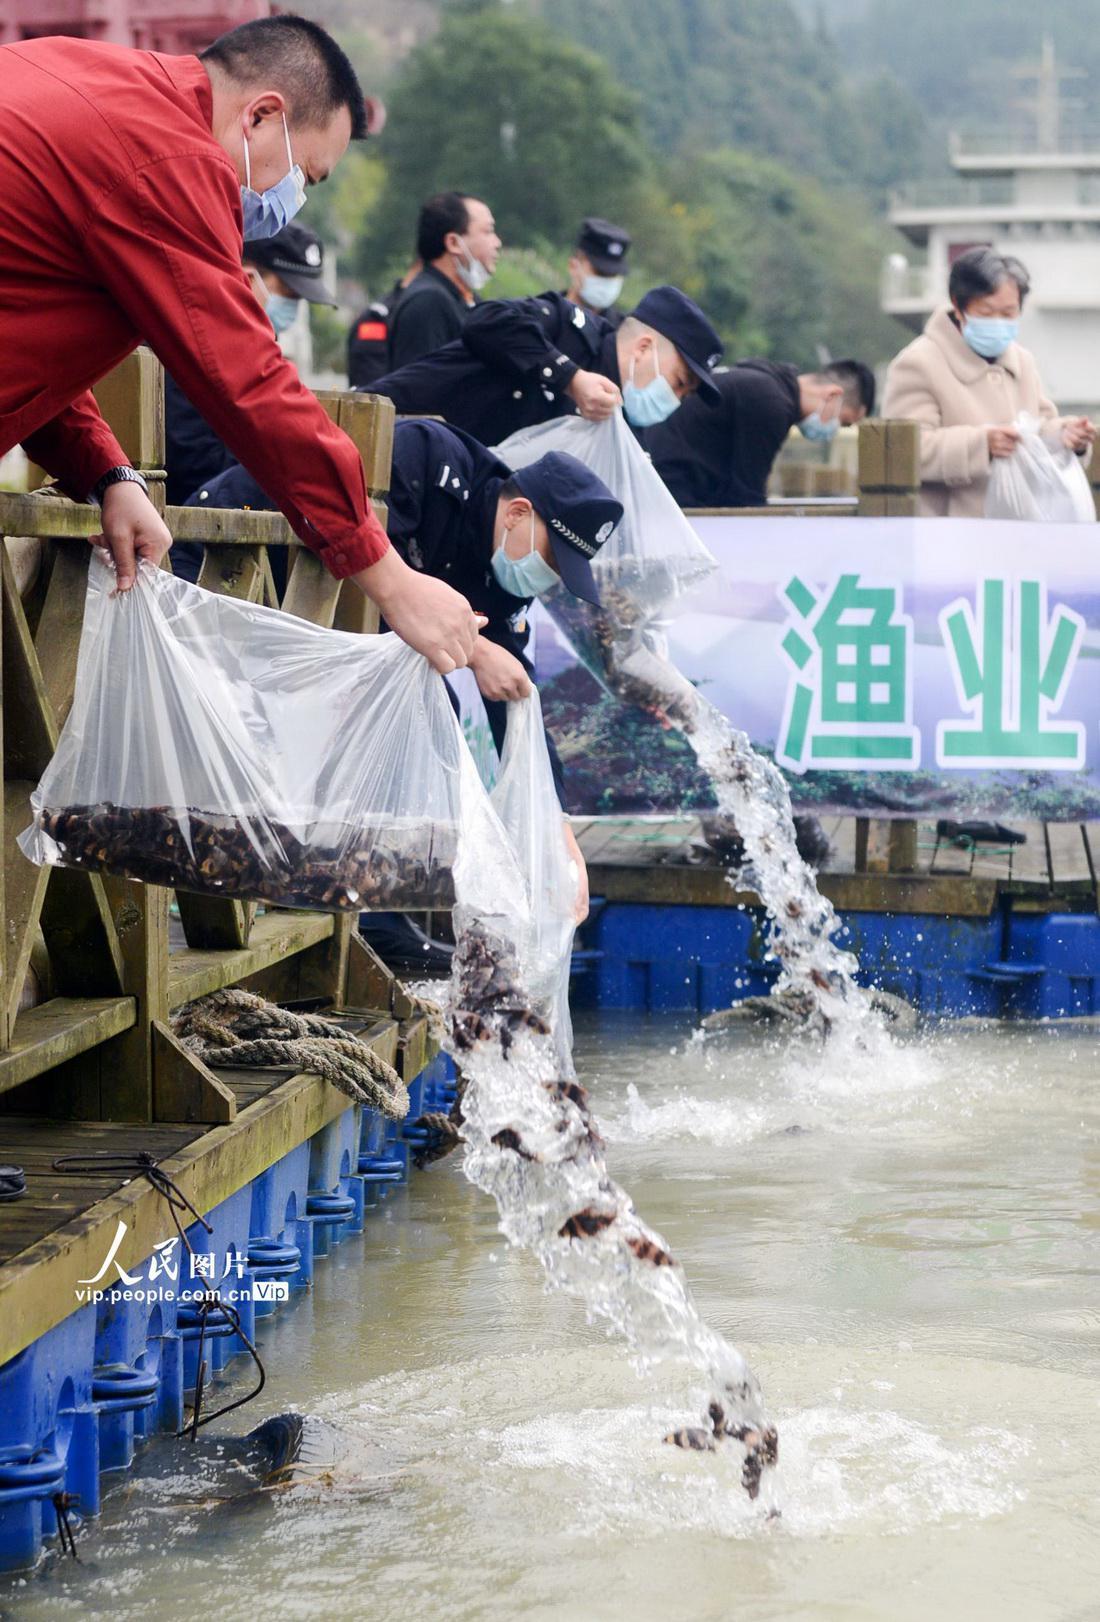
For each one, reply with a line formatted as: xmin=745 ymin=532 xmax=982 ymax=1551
xmin=1 ymin=14 xmax=1094 ymax=960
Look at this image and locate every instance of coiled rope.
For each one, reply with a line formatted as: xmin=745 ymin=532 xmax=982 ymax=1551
xmin=171 ymin=988 xmax=409 ymax=1119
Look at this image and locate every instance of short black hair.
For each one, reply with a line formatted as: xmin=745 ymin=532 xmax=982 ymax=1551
xmin=417 ymin=192 xmax=482 ymax=262
xmin=948 ymin=246 xmax=1031 ymax=312
xmin=822 ymin=358 xmax=876 ymax=416
xmin=201 ymin=15 xmax=367 ymax=140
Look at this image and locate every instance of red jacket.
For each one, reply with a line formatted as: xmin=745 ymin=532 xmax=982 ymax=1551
xmin=0 ymin=37 xmax=388 ymax=577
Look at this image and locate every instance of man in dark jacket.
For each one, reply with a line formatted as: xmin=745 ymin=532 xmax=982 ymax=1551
xmin=165 ymin=222 xmax=337 ymax=507
xmin=369 ymin=285 xmax=723 ymax=447
xmin=387 ymin=192 xmax=500 ymax=370
xmin=563 ymin=216 xmax=631 ymax=329
xmin=649 ymin=357 xmax=875 ymax=509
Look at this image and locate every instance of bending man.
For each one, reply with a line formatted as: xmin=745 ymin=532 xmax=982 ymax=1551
xmin=0 ymin=17 xmax=478 ymax=672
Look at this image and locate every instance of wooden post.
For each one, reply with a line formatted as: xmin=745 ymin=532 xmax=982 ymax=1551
xmin=858 ymin=419 xmax=920 ymax=517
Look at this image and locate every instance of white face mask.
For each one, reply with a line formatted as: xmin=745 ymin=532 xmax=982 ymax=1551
xmin=454 ymin=236 xmax=491 ymax=293
xmin=580 ymin=273 xmax=623 ymax=310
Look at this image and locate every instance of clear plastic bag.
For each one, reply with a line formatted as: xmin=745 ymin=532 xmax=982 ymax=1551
xmin=19 ymin=553 xmax=494 ymax=913
xmin=489 ymin=692 xmax=578 ymax=1074
xmin=494 ymin=411 xmax=717 ymax=682
xmin=985 ymin=412 xmax=1095 ymax=523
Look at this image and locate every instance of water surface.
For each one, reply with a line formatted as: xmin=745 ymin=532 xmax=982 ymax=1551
xmin=7 ymin=1015 xmax=1100 ymax=1622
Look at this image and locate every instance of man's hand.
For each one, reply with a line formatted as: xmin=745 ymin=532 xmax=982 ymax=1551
xmin=566 ymin=370 xmax=622 ymax=422
xmin=1063 ymin=415 xmax=1096 ymax=454
xmin=562 ymin=819 xmax=589 ymax=924
xmin=987 ymin=425 xmax=1021 ymax=459
xmin=470 ymin=638 xmax=532 ymax=701
xmin=354 ymin=548 xmax=485 ymax=674
xmin=94 ymin=480 xmax=172 ymax=591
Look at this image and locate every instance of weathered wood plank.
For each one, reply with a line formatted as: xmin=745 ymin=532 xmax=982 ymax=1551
xmin=167 ymin=908 xmax=334 ymax=1008
xmin=39 ymin=868 xmax=126 ymax=997
xmin=0 ymin=996 xmax=135 ymax=1096
xmin=152 ymin=1019 xmax=236 ymax=1124
xmin=4 ymin=780 xmax=50 ymax=1037
xmin=1045 ymin=822 xmax=1093 ymax=887
xmin=92 ymin=349 xmax=164 ymax=469
xmin=585 ymin=861 xmax=999 ymax=916
xmin=32 ymin=541 xmax=91 ymax=731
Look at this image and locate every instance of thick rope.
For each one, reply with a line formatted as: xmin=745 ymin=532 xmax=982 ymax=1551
xmin=172 ymin=988 xmax=409 ymax=1119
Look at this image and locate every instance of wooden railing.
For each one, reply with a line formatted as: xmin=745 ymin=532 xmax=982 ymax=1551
xmin=0 ymin=350 xmax=411 ymax=1125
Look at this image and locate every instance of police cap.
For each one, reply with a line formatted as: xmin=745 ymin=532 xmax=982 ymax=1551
xmin=243 ymin=224 xmax=337 ymax=306
xmin=576 ymin=216 xmax=632 ymax=275
xmin=630 ymin=285 xmax=723 ymax=404
xmin=511 ymin=452 xmax=623 ymax=606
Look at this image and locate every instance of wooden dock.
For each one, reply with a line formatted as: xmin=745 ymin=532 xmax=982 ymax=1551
xmin=574 ymin=814 xmax=1100 ymax=917
xmin=0 ymin=354 xmax=437 ymax=1369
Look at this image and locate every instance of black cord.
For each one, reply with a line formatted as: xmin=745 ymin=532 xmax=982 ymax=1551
xmin=52 ymin=1152 xmax=213 ymax=1260
xmin=51 ymin=1493 xmax=80 ymax=1561
xmin=177 ymin=1292 xmax=266 ymax=1439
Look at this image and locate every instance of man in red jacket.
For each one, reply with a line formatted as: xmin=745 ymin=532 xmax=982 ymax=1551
xmin=0 ymin=16 xmax=481 ymax=674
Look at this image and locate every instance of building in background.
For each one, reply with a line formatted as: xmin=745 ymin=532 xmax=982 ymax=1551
xmin=0 ymin=1 xmax=267 ymax=51
xmin=882 ymin=40 xmax=1100 ymax=415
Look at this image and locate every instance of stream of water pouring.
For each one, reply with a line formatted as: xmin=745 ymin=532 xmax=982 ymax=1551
xmin=438 ymin=910 xmax=779 ymax=1501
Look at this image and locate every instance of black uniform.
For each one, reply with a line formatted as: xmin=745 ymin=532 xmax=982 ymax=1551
xmin=386 ymin=264 xmax=472 ymax=371
xmin=648 ymin=359 xmax=802 ymax=509
xmin=165 ymin=372 xmax=237 ymax=507
xmin=370 ymin=291 xmax=619 ymax=448
xmin=184 ymin=418 xmax=566 ymax=798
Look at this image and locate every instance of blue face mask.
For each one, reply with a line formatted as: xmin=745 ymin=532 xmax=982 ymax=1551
xmin=491 ymin=511 xmax=560 ymax=600
xmin=961 ymin=316 xmax=1019 ymax=359
xmin=622 ymin=345 xmax=681 ymax=428
xmin=241 ymin=112 xmax=307 ymax=242
xmin=267 ymin=294 xmax=299 ymax=336
xmin=799 ymin=409 xmax=839 ymax=443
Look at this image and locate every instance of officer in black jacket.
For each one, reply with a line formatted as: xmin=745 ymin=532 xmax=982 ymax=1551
xmin=649 ymin=357 xmax=875 ymax=509
xmin=369 ymin=284 xmax=723 ymax=448
xmin=563 ymin=216 xmax=631 ymax=329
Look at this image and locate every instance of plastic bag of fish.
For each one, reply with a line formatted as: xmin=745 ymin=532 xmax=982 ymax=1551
xmin=495 ymin=409 xmax=717 ymax=687
xmin=489 ymin=690 xmax=578 ymax=1075
xmin=19 ymin=551 xmax=471 ymax=912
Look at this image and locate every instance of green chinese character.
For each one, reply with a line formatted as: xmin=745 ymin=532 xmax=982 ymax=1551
xmin=777 ymin=574 xmax=919 ymax=772
xmin=937 ymin=580 xmax=1085 ymax=768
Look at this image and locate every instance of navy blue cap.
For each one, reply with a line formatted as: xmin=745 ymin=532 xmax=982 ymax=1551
xmin=243 ymin=224 xmax=337 ymax=306
xmin=510 ymin=452 xmax=623 ymax=606
xmin=630 ymin=285 xmax=723 ymax=403
xmin=577 ymin=216 xmax=632 ymax=275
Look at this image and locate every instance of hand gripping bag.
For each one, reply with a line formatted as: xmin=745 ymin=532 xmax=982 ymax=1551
xmin=495 ymin=411 xmax=714 ymax=721
xmin=489 ymin=692 xmax=578 ymax=1075
xmin=985 ymin=412 xmax=1095 ymax=523
xmin=19 ymin=553 xmax=491 ymax=913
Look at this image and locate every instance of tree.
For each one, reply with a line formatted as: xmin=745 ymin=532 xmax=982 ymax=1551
xmin=357 ymin=5 xmax=649 ymax=283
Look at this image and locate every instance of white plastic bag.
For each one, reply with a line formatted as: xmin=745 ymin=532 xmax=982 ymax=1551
xmin=985 ymin=412 xmax=1095 ymax=523
xmin=19 ymin=553 xmax=497 ymax=913
xmin=495 ymin=411 xmax=716 ymax=661
xmin=490 ymin=692 xmax=578 ymax=1074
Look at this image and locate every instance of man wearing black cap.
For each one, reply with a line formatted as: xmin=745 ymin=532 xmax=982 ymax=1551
xmin=564 ymin=217 xmax=631 ymax=329
xmin=165 ymin=222 xmax=338 ymax=509
xmin=368 ymin=284 xmax=723 ymax=449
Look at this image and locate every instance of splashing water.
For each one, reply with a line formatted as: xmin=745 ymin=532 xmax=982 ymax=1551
xmin=552 ymin=576 xmax=890 ymax=1050
xmin=439 ymin=910 xmax=778 ymax=1502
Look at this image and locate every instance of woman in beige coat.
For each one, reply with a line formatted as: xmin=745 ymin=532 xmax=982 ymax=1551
xmin=882 ymin=247 xmax=1094 ymax=517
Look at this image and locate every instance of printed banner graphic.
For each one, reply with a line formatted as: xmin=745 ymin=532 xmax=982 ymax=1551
xmin=528 ymin=516 xmax=1100 ymax=819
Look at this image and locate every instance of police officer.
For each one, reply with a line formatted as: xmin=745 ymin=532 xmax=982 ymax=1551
xmin=189 ymin=418 xmax=623 ymax=923
xmin=369 ymin=284 xmax=723 ymax=448
xmin=564 ymin=217 xmax=631 ymax=329
xmin=166 ymin=222 xmax=338 ymax=509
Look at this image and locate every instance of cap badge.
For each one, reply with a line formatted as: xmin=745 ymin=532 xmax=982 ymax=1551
xmin=595 ymin=520 xmax=614 ymax=545
xmin=305 ymin=243 xmax=322 ymax=267
xmin=707 ymin=351 xmax=721 ymax=369
xmin=608 ymin=242 xmax=623 ymax=256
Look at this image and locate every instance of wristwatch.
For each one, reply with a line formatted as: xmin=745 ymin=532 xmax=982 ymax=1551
xmin=89 ymin=465 xmax=149 ymax=507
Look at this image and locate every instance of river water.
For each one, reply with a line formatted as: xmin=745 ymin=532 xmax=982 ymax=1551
xmin=6 ymin=1014 xmax=1100 ymax=1622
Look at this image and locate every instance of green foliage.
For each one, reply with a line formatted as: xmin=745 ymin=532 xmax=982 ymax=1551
xmin=359 ymin=7 xmax=648 ymax=283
